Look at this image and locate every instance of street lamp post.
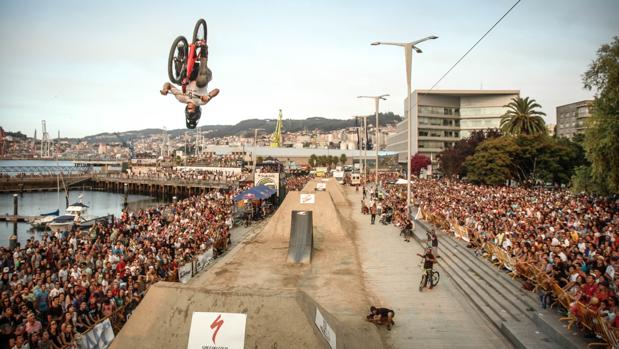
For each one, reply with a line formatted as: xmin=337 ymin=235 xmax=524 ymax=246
xmin=252 ymin=128 xmax=265 ymax=178
xmin=356 ymin=115 xmax=369 ymax=180
xmin=358 ymin=95 xmax=389 ymax=194
xmin=371 ymin=35 xmax=438 ymax=215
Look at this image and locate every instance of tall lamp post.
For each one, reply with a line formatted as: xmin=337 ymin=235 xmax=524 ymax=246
xmin=371 ymin=35 xmax=438 ymax=215
xmin=356 ymin=115 xmax=369 ymax=180
xmin=252 ymin=128 xmax=265 ymax=177
xmin=358 ymin=94 xmax=389 ymax=193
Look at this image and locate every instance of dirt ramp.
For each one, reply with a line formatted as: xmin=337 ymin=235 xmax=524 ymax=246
xmin=111 ymin=283 xmax=382 ymax=349
xmin=111 ymin=283 xmax=324 ymax=349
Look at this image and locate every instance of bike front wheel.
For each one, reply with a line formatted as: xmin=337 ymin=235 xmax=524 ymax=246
xmin=168 ymin=36 xmax=188 ymax=84
xmin=432 ymin=271 xmax=440 ymax=287
xmin=192 ymin=19 xmax=208 ymax=58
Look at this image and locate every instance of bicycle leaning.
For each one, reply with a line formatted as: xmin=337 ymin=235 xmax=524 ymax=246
xmin=417 ymin=248 xmax=440 ymax=291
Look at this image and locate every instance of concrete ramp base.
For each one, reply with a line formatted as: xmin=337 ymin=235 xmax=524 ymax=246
xmin=287 ymin=210 xmax=313 ymax=264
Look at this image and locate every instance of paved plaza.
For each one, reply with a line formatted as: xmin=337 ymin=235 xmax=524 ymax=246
xmin=347 ymin=186 xmax=513 ymax=349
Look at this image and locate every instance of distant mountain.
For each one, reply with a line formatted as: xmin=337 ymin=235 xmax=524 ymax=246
xmin=81 ymin=112 xmax=402 ymax=143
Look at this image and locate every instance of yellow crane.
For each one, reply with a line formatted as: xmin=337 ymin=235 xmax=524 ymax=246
xmin=270 ymin=109 xmax=283 ymax=147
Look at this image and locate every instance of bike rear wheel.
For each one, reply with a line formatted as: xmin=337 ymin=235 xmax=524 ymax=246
xmin=168 ymin=36 xmax=188 ymax=84
xmin=432 ymin=271 xmax=440 ymax=287
xmin=419 ymin=274 xmax=426 ymax=292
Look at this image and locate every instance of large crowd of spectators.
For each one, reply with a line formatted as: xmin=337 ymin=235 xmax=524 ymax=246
xmin=284 ymin=175 xmax=312 ymax=191
xmin=376 ymin=176 xmax=619 ymax=329
xmin=0 ymin=191 xmax=234 ymax=349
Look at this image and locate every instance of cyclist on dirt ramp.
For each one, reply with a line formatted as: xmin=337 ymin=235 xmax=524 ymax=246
xmin=160 ymin=19 xmax=219 ymax=129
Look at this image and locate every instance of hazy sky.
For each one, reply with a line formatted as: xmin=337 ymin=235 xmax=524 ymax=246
xmin=0 ymin=0 xmax=617 ymax=138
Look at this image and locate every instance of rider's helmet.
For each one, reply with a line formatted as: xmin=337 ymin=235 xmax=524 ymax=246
xmin=426 ymin=247 xmax=433 ymax=254
xmin=185 ymin=105 xmax=202 ymax=129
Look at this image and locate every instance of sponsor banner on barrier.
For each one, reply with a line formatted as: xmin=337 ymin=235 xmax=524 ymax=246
xmin=77 ymin=319 xmax=115 ymax=349
xmin=194 ymin=249 xmax=214 ymax=274
xmin=187 ymin=312 xmax=247 ymax=349
xmin=315 ymin=308 xmax=336 ymax=349
xmin=300 ymin=194 xmax=315 ymax=204
xmin=178 ymin=262 xmax=193 ymax=284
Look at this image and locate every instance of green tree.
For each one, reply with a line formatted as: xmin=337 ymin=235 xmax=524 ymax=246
xmin=339 ymin=154 xmax=347 ymax=166
xmin=464 ymin=135 xmax=584 ymax=186
xmin=581 ymin=37 xmax=619 ymax=194
xmin=437 ymin=129 xmax=501 ymax=178
xmin=464 ymin=137 xmax=517 ymax=185
xmin=500 ymin=96 xmax=547 ymax=136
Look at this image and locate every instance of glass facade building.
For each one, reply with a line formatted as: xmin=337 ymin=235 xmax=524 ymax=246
xmin=386 ymin=90 xmax=519 ymax=163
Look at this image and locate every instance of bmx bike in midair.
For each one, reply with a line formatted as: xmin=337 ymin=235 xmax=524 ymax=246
xmin=167 ymin=19 xmax=208 ymax=94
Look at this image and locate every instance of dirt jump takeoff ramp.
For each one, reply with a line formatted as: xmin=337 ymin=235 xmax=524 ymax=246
xmin=287 ymin=210 xmax=313 ymax=264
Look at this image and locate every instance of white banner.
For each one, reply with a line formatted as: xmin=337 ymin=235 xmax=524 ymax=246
xmin=254 ymin=172 xmax=280 ymax=195
xmin=194 ymin=249 xmax=214 ymax=274
xmin=315 ymin=308 xmax=336 ymax=349
xmin=300 ymin=194 xmax=315 ymax=204
xmin=178 ymin=262 xmax=193 ymax=284
xmin=187 ymin=312 xmax=247 ymax=349
xmin=77 ymin=319 xmax=115 ymax=349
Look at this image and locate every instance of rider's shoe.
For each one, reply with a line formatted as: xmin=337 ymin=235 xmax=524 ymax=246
xmin=207 ymin=88 xmax=220 ymax=100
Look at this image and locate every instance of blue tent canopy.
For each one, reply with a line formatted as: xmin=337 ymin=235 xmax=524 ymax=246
xmin=233 ymin=185 xmax=276 ymax=201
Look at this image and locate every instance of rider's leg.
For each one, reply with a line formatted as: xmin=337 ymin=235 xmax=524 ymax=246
xmin=426 ymin=269 xmax=433 ymax=288
xmin=387 ymin=312 xmax=395 ymax=326
xmin=196 ymin=58 xmax=211 ymax=88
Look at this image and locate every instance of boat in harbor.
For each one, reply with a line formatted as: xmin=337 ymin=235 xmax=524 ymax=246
xmin=47 ymin=202 xmax=105 ymax=232
xmin=28 ymin=209 xmax=60 ymax=230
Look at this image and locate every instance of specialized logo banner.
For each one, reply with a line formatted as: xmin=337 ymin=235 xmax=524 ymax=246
xmin=187 ymin=312 xmax=247 ymax=349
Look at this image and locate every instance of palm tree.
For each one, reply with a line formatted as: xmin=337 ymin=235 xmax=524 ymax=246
xmin=500 ymin=96 xmax=547 ymax=136
xmin=339 ymin=154 xmax=347 ymax=166
xmin=309 ymin=154 xmax=317 ymax=167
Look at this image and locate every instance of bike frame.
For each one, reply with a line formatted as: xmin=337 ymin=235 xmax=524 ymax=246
xmin=182 ymin=39 xmax=207 ymax=93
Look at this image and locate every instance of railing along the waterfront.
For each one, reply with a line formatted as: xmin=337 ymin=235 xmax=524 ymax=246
xmin=94 ymin=173 xmax=242 ymax=184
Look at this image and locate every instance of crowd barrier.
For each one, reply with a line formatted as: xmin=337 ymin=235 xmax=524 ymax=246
xmin=417 ymin=206 xmax=619 ymax=348
xmin=177 ymin=248 xmax=216 ymax=284
xmin=56 ymin=303 xmax=131 ymax=349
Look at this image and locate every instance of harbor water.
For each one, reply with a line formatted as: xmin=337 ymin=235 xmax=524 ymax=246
xmin=0 ymin=191 xmax=161 ymax=247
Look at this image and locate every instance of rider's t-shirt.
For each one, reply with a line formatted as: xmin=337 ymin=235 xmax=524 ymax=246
xmin=423 ymin=253 xmax=435 ymax=269
xmin=169 ymin=81 xmax=208 ymax=106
